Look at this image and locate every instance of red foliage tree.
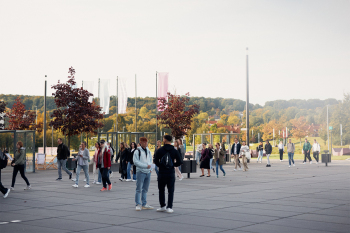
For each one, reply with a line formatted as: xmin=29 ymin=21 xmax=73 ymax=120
xmin=50 ymin=67 xmax=104 ymax=149
xmin=0 ymin=100 xmax=6 ymax=129
xmin=7 ymin=97 xmax=36 ymax=130
xmin=157 ymin=92 xmax=199 ymax=139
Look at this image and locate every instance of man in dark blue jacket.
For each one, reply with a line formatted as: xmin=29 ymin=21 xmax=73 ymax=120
xmin=231 ymin=138 xmax=242 ymax=171
xmin=154 ymin=135 xmax=183 ymax=213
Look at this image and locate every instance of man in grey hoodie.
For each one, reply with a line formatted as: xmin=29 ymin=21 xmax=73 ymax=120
xmin=72 ymin=142 xmax=90 ymax=188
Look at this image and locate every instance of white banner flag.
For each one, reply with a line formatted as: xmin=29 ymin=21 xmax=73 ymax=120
xmin=157 ymin=72 xmax=169 ymax=111
xmin=100 ymin=79 xmax=110 ymax=114
xmin=118 ymin=78 xmax=127 ymax=114
xmin=83 ymin=81 xmax=94 ymax=103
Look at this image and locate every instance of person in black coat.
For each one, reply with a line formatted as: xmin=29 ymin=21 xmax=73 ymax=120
xmin=264 ymin=140 xmax=272 ymax=167
xmin=200 ymin=143 xmax=211 ymax=177
xmin=127 ymin=142 xmax=137 ymax=181
xmin=116 ymin=142 xmax=128 ymax=181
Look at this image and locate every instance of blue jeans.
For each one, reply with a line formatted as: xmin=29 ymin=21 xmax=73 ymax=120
xmin=154 ymin=165 xmax=159 ymax=176
xmin=98 ymin=169 xmax=102 ymax=183
xmin=135 ymin=172 xmax=151 ymax=206
xmin=257 ymin=150 xmax=263 ymax=162
xmin=210 ymin=158 xmax=213 ymax=169
xmin=58 ymin=159 xmax=72 ymax=179
xmin=216 ymin=160 xmax=225 ymax=176
xmin=76 ymin=165 xmax=89 ymax=185
xmin=127 ymin=163 xmax=136 ymax=180
xmin=288 ymin=152 xmax=295 ymax=165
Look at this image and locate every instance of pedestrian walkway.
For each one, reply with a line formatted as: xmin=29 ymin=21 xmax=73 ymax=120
xmin=0 ymin=159 xmax=349 ymax=233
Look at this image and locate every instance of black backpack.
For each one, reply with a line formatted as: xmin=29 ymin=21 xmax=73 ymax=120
xmin=0 ymin=150 xmax=8 ymax=169
xmin=160 ymin=151 xmax=174 ymax=169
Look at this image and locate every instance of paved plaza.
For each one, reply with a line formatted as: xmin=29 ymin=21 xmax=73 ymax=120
xmin=0 ymin=159 xmax=349 ymax=233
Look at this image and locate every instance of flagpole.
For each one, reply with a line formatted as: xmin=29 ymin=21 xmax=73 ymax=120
xmin=246 ymin=48 xmax=249 ymax=146
xmin=135 ymin=74 xmax=137 ymax=132
xmin=98 ymin=78 xmax=100 ymax=135
xmin=156 ymin=71 xmax=158 ymax=143
xmin=116 ymin=77 xmax=118 ymax=133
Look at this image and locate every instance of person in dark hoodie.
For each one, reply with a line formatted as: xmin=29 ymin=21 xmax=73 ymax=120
xmin=56 ymin=138 xmax=72 ymax=181
xmin=154 ymin=135 xmax=183 ymax=213
xmin=116 ymin=142 xmax=128 ymax=181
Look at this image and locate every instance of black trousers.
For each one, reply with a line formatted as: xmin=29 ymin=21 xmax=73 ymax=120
xmin=11 ymin=164 xmax=30 ymax=188
xmin=158 ymin=174 xmax=175 ymax=209
xmin=279 ymin=149 xmax=284 ymax=160
xmin=0 ymin=169 xmax=8 ymax=195
xmin=313 ymin=152 xmax=319 ymax=162
xmin=100 ymin=167 xmax=111 ymax=188
xmin=304 ymin=151 xmax=312 ymax=162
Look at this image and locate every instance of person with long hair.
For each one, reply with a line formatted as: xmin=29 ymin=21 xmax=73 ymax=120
xmin=214 ymin=143 xmax=226 ymax=178
xmin=11 ymin=141 xmax=31 ymax=190
xmin=116 ymin=142 xmax=128 ymax=181
xmin=173 ymin=141 xmax=183 ymax=181
xmin=257 ymin=142 xmax=264 ymax=163
xmin=154 ymin=140 xmax=162 ymax=178
xmin=278 ymin=141 xmax=284 ymax=161
xmin=200 ymin=143 xmax=211 ymax=177
xmin=98 ymin=140 xmax=112 ymax=191
xmin=127 ymin=142 xmax=137 ymax=182
xmin=240 ymin=142 xmax=249 ymax=172
xmin=93 ymin=142 xmax=102 ymax=184
xmin=177 ymin=139 xmax=185 ymax=172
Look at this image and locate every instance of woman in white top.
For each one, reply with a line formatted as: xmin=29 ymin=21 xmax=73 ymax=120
xmin=174 ymin=141 xmax=184 ymax=181
xmin=278 ymin=141 xmax=284 ymax=161
xmin=240 ymin=142 xmax=249 ymax=172
xmin=92 ymin=142 xmax=102 ymax=184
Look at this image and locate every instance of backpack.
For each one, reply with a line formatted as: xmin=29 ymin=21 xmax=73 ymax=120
xmin=160 ymin=151 xmax=174 ymax=169
xmin=0 ymin=150 xmax=8 ymax=169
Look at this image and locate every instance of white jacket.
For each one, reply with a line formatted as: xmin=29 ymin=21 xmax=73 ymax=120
xmin=278 ymin=143 xmax=284 ymax=150
xmin=133 ymin=146 xmax=153 ymax=174
xmin=312 ymin=143 xmax=320 ymax=152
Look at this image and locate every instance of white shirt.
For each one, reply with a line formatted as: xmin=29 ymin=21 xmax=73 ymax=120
xmin=312 ymin=143 xmax=320 ymax=152
xmin=278 ymin=143 xmax=284 ymax=150
xmin=197 ymin=144 xmax=203 ymax=152
xmin=234 ymin=143 xmax=238 ymax=154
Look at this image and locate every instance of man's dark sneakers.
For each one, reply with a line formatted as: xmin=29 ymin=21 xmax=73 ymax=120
xmin=56 ymin=178 xmax=62 ymax=181
xmin=69 ymin=173 xmax=72 ymax=180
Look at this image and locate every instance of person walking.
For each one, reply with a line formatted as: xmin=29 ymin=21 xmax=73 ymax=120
xmin=264 ymin=140 xmax=272 ymax=167
xmin=133 ymin=137 xmax=154 ymax=211
xmin=107 ymin=142 xmax=114 ymax=178
xmin=278 ymin=141 xmax=284 ymax=161
xmin=200 ymin=143 xmax=211 ymax=177
xmin=116 ymin=142 xmax=128 ymax=181
xmin=257 ymin=142 xmax=264 ymax=163
xmin=11 ymin=141 xmax=31 ymax=190
xmin=208 ymin=144 xmax=215 ymax=173
xmin=312 ymin=139 xmax=321 ymax=164
xmin=177 ymin=139 xmax=185 ymax=172
xmin=0 ymin=149 xmax=10 ymax=198
xmin=92 ymin=142 xmax=102 ymax=184
xmin=72 ymin=142 xmax=90 ymax=188
xmin=214 ymin=143 xmax=226 ymax=178
xmin=56 ymin=138 xmax=72 ymax=181
xmin=287 ymin=139 xmax=295 ymax=167
xmin=174 ymin=141 xmax=184 ymax=181
xmin=240 ymin=142 xmax=249 ymax=172
xmin=196 ymin=143 xmax=203 ymax=165
xmin=303 ymin=138 xmax=312 ymax=164
xmin=231 ymin=138 xmax=242 ymax=171
xmin=154 ymin=135 xmax=183 ymax=213
xmin=127 ymin=142 xmax=137 ymax=182
xmin=153 ymin=140 xmax=162 ymax=178
xmin=98 ymin=140 xmax=112 ymax=191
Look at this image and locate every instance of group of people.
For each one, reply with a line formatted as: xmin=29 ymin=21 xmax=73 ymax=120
xmin=197 ymin=142 xmax=227 ymax=178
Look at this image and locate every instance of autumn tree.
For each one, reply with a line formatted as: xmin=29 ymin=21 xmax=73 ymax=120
xmin=0 ymin=100 xmax=6 ymax=129
xmin=290 ymin=116 xmax=309 ymax=144
xmin=7 ymin=97 xmax=36 ymax=130
xmin=261 ymin=120 xmax=281 ymax=142
xmin=50 ymin=67 xmax=104 ymax=149
xmin=157 ymin=92 xmax=199 ymax=139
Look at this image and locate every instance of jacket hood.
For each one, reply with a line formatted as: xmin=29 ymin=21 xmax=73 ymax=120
xmin=163 ymin=144 xmax=174 ymax=151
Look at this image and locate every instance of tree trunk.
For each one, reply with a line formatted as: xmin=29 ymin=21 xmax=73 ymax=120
xmin=68 ymin=134 xmax=71 ymax=153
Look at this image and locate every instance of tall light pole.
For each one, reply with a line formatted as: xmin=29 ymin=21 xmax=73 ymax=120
xmin=246 ymin=48 xmax=249 ymax=146
xmin=327 ymin=105 xmax=329 ymax=151
xmin=43 ymin=77 xmax=47 ymax=155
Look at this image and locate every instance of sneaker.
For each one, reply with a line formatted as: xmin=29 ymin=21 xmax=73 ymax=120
xmin=239 ymin=168 xmax=242 ymax=171
xmin=72 ymin=184 xmax=78 ymax=188
xmin=119 ymin=178 xmax=123 ymax=181
xmin=108 ymin=184 xmax=112 ymax=191
xmin=125 ymin=179 xmax=132 ymax=182
xmin=84 ymin=184 xmax=90 ymax=188
xmin=289 ymin=165 xmax=291 ymax=168
xmin=293 ymin=164 xmax=295 ymax=167
xmin=10 ymin=187 xmax=14 ymax=191
xmin=72 ymin=178 xmax=76 ymax=182
xmin=302 ymin=162 xmax=305 ymax=164
xmin=212 ymin=168 xmax=215 ymax=173
xmin=132 ymin=180 xmax=136 ymax=182
xmin=233 ymin=169 xmax=237 ymax=171
xmin=310 ymin=161 xmax=312 ymax=164
xmin=100 ymin=187 xmax=107 ymax=192
xmin=142 ymin=205 xmax=154 ymax=210
xmin=24 ymin=185 xmax=31 ymax=190
xmin=92 ymin=180 xmax=96 ymax=184
xmin=316 ymin=162 xmax=318 ymax=164
xmin=3 ymin=189 xmax=10 ymax=198
xmin=280 ymin=160 xmax=282 ymax=162
xmin=56 ymin=178 xmax=62 ymax=181
xmin=179 ymin=177 xmax=183 ymax=181
xmin=166 ymin=208 xmax=174 ymax=213
xmin=84 ymin=179 xmax=86 ymax=182
xmin=157 ymin=206 xmax=166 ymax=212
xmin=109 ymin=172 xmax=113 ymax=178
xmin=69 ymin=173 xmax=72 ymax=179
xmin=217 ymin=175 xmax=219 ymax=178
xmin=223 ymin=172 xmax=226 ymax=177
xmin=136 ymin=205 xmax=142 ymax=211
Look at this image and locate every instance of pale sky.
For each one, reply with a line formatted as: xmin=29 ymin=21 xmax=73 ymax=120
xmin=0 ymin=0 xmax=349 ymax=106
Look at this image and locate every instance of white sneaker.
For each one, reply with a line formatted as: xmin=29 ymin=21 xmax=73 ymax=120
xmin=316 ymin=162 xmax=318 ymax=164
xmin=142 ymin=205 xmax=154 ymax=210
xmin=302 ymin=162 xmax=305 ymax=164
xmin=3 ymin=189 xmax=10 ymax=198
xmin=10 ymin=187 xmax=14 ymax=191
xmin=288 ymin=165 xmax=291 ymax=168
xmin=110 ymin=172 xmax=113 ymax=178
xmin=84 ymin=184 xmax=90 ymax=188
xmin=233 ymin=169 xmax=237 ymax=171
xmin=84 ymin=179 xmax=86 ymax=182
xmin=280 ymin=160 xmax=282 ymax=162
xmin=310 ymin=161 xmax=312 ymax=164
xmin=96 ymin=182 xmax=101 ymax=185
xmin=72 ymin=178 xmax=76 ymax=182
xmin=166 ymin=208 xmax=174 ymax=213
xmin=119 ymin=178 xmax=123 ymax=181
xmin=179 ymin=177 xmax=183 ymax=181
xmin=72 ymin=184 xmax=78 ymax=188
xmin=132 ymin=180 xmax=136 ymax=182
xmin=293 ymin=164 xmax=295 ymax=167
xmin=157 ymin=206 xmax=167 ymax=212
xmin=136 ymin=205 xmax=142 ymax=211
xmin=24 ymin=185 xmax=31 ymax=190
xmin=125 ymin=179 xmax=132 ymax=182
xmin=92 ymin=180 xmax=96 ymax=184
xmin=239 ymin=168 xmax=242 ymax=171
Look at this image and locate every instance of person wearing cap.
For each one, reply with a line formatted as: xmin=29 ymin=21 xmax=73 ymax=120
xmin=133 ymin=137 xmax=154 ymax=211
xmin=98 ymin=140 xmax=112 ymax=191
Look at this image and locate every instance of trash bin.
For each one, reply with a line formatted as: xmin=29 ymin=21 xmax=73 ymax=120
xmin=66 ymin=157 xmax=77 ymax=171
xmin=322 ymin=150 xmax=331 ymax=166
xmin=181 ymin=159 xmax=197 ymax=178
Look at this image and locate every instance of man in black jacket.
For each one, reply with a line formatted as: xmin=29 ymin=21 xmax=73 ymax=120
xmin=56 ymin=138 xmax=72 ymax=181
xmin=264 ymin=140 xmax=272 ymax=167
xmin=154 ymin=135 xmax=183 ymax=213
xmin=231 ymin=138 xmax=242 ymax=171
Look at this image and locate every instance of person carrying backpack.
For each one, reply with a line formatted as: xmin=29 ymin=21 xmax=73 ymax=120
xmin=0 ymin=149 xmax=10 ymax=198
xmin=154 ymin=135 xmax=183 ymax=213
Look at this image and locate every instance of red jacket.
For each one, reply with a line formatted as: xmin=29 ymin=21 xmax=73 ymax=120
xmin=97 ymin=147 xmax=111 ymax=168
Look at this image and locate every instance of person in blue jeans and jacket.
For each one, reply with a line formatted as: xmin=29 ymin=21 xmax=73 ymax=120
xmin=72 ymin=142 xmax=90 ymax=188
xmin=134 ymin=137 xmax=154 ymax=211
xmin=213 ymin=142 xmax=226 ymax=178
xmin=126 ymin=142 xmax=137 ymax=181
xmin=287 ymin=139 xmax=295 ymax=167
